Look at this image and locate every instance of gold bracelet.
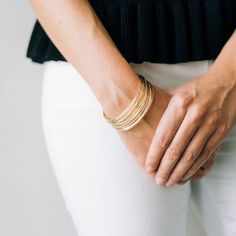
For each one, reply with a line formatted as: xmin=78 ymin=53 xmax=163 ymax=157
xmin=102 ymin=74 xmax=154 ymax=131
xmin=117 ymin=79 xmax=153 ymax=131
xmin=103 ymin=75 xmax=154 ymax=131
xmin=103 ymin=77 xmax=143 ymax=123
xmin=113 ymin=78 xmax=148 ymax=129
xmin=110 ymin=78 xmax=147 ymax=126
xmin=103 ymin=75 xmax=145 ymax=127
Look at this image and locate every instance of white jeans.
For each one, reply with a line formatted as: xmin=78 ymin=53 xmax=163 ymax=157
xmin=41 ymin=60 xmax=236 ymax=236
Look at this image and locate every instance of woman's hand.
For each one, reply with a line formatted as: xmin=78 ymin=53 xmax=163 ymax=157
xmin=144 ymin=62 xmax=236 ymax=186
xmin=113 ymin=82 xmax=216 ymax=186
xmin=115 ymin=86 xmax=172 ymax=172
xmin=150 ymin=151 xmax=216 ymax=186
xmin=144 ymin=30 xmax=236 ymax=187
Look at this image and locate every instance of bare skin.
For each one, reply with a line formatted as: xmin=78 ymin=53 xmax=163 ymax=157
xmin=145 ymin=30 xmax=236 ymax=187
xmin=28 ymin=0 xmax=221 ymax=186
xmin=116 ymin=86 xmax=216 ymax=185
xmin=26 ymin=0 xmax=169 ymax=178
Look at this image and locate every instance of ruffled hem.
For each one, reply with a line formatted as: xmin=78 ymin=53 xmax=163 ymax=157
xmin=26 ymin=0 xmax=236 ymax=64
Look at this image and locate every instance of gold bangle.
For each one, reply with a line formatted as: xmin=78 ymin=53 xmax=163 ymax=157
xmin=114 ymin=78 xmax=148 ymax=129
xmin=111 ymin=78 xmax=147 ymax=127
xmin=103 ymin=77 xmax=142 ymax=123
xmin=102 ymin=74 xmax=154 ymax=131
xmin=103 ymin=75 xmax=153 ymax=131
xmin=116 ymin=78 xmax=153 ymax=131
xmin=118 ymin=79 xmax=153 ymax=131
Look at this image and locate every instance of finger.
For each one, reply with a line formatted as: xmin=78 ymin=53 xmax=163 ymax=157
xmin=191 ymin=166 xmax=209 ymax=180
xmin=187 ymin=157 xmax=215 ymax=180
xmin=200 ymin=154 xmax=215 ymax=171
xmin=181 ymin=124 xmax=227 ymax=181
xmin=164 ymin=121 xmax=216 ymax=186
xmin=177 ymin=156 xmax=215 ymax=185
xmin=155 ymin=105 xmax=203 ymax=185
xmin=145 ymin=93 xmax=189 ymax=173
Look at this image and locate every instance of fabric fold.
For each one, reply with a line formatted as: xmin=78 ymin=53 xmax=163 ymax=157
xmin=26 ymin=0 xmax=236 ymax=64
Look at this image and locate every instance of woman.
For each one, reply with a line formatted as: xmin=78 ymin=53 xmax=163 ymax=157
xmin=26 ymin=0 xmax=236 ymax=235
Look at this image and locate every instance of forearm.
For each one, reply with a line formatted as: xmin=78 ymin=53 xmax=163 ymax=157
xmin=207 ymin=30 xmax=236 ymax=125
xmin=27 ymin=0 xmax=140 ymax=116
xmin=209 ymin=29 xmax=236 ymax=86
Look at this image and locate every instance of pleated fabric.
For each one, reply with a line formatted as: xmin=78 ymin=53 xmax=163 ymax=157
xmin=26 ymin=0 xmax=236 ymax=64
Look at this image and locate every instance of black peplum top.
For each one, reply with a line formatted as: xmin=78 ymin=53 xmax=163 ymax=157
xmin=26 ymin=0 xmax=236 ymax=64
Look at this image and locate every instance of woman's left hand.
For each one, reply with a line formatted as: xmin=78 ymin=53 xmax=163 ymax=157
xmin=144 ymin=59 xmax=236 ymax=187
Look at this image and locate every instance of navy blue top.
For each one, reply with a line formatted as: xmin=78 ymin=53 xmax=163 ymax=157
xmin=26 ymin=0 xmax=236 ymax=64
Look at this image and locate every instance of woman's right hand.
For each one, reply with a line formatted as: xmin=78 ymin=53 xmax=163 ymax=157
xmin=114 ymin=85 xmax=172 ymax=178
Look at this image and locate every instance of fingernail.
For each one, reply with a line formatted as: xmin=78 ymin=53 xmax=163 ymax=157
xmin=155 ymin=177 xmax=166 ymax=185
xmin=145 ymin=166 xmax=154 ymax=173
xmin=165 ymin=180 xmax=174 ymax=187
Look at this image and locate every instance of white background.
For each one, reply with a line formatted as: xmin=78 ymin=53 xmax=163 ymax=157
xmin=0 ymin=1 xmax=205 ymax=235
xmin=0 ymin=1 xmax=77 ymax=236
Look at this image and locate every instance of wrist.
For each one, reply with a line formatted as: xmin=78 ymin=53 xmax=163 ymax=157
xmin=98 ymin=73 xmax=140 ymax=118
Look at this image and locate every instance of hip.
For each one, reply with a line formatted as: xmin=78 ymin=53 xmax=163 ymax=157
xmin=41 ymin=59 xmax=236 ymax=164
xmin=41 ymin=59 xmax=214 ymax=111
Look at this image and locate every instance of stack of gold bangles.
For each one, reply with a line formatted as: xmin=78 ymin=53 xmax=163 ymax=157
xmin=102 ymin=74 xmax=154 ymax=131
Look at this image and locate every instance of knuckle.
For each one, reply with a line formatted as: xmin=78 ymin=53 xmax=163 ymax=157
xmin=156 ymin=135 xmax=169 ymax=149
xmin=167 ymin=147 xmax=179 ymax=161
xmin=172 ymin=93 xmax=190 ymax=110
xmin=206 ymin=114 xmax=221 ymax=127
xmin=218 ymin=123 xmax=230 ymax=135
xmin=184 ymin=153 xmax=196 ymax=164
xmin=189 ymin=105 xmax=205 ymax=124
